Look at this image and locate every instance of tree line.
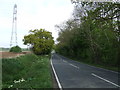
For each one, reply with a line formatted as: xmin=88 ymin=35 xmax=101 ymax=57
xmin=55 ymin=1 xmax=120 ymax=67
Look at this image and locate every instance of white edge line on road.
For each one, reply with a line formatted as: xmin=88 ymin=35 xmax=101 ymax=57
xmin=91 ymin=73 xmax=120 ymax=88
xmin=50 ymin=55 xmax=62 ymax=90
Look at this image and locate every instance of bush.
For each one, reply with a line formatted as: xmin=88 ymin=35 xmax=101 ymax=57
xmin=9 ymin=46 xmax=22 ymax=53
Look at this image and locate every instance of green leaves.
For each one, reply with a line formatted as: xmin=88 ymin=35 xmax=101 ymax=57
xmin=9 ymin=46 xmax=22 ymax=53
xmin=23 ymin=29 xmax=54 ymax=55
xmin=55 ymin=2 xmax=119 ymax=67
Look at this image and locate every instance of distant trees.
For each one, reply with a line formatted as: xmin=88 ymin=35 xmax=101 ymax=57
xmin=55 ymin=2 xmax=119 ymax=67
xmin=23 ymin=29 xmax=54 ymax=55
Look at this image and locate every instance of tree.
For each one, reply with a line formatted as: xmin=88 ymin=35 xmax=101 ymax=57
xmin=23 ymin=29 xmax=54 ymax=55
xmin=9 ymin=45 xmax=22 ymax=53
xmin=55 ymin=1 xmax=119 ymax=67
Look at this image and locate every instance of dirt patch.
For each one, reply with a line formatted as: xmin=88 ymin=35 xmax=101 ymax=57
xmin=0 ymin=51 xmax=31 ymax=59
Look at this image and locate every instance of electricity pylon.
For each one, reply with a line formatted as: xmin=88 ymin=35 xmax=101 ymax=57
xmin=10 ymin=4 xmax=17 ymax=47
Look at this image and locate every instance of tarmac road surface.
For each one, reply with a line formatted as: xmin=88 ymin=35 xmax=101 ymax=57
xmin=51 ymin=53 xmax=119 ymax=89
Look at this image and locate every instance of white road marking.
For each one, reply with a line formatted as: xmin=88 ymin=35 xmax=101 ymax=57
xmin=57 ymin=54 xmax=118 ymax=74
xmin=73 ymin=60 xmax=118 ymax=74
xmin=62 ymin=59 xmax=79 ymax=69
xmin=50 ymin=55 xmax=62 ymax=90
xmin=69 ymin=63 xmax=79 ymax=69
xmin=63 ymin=60 xmax=67 ymax=63
xmin=91 ymin=73 xmax=120 ymax=88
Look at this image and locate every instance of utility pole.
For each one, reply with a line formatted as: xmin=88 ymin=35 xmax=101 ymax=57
xmin=10 ymin=4 xmax=17 ymax=47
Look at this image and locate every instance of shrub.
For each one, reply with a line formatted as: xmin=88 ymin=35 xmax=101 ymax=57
xmin=9 ymin=46 xmax=22 ymax=53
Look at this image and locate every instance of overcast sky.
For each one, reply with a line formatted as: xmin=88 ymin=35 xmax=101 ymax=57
xmin=0 ymin=0 xmax=74 ymax=48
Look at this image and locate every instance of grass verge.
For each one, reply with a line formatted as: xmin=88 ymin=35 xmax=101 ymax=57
xmin=75 ymin=59 xmax=119 ymax=72
xmin=2 ymin=54 xmax=52 ymax=88
xmin=59 ymin=54 xmax=119 ymax=72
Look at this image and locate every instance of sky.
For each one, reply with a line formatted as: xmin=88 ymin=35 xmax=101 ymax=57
xmin=0 ymin=0 xmax=74 ymax=48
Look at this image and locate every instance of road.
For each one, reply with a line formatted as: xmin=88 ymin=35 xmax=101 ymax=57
xmin=51 ymin=53 xmax=119 ymax=89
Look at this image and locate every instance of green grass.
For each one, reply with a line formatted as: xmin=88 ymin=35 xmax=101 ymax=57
xmin=0 ymin=48 xmax=9 ymax=52
xmin=2 ymin=54 xmax=52 ymax=89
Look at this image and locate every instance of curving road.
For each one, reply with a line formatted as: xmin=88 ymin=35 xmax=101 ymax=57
xmin=51 ymin=53 xmax=119 ymax=89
